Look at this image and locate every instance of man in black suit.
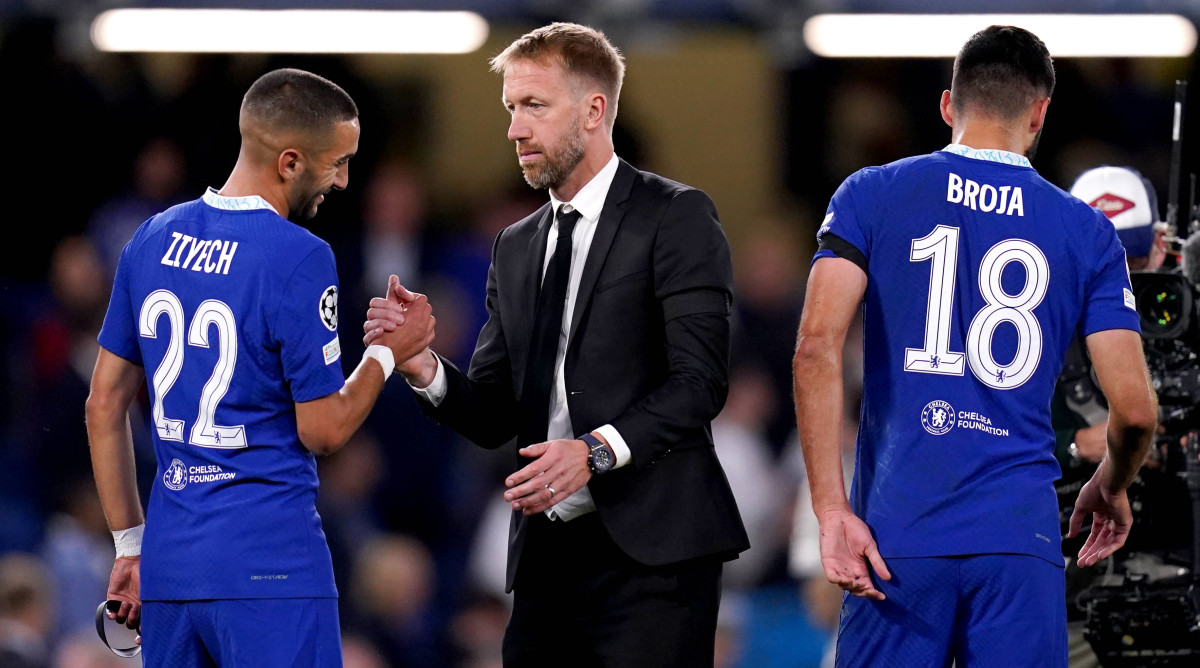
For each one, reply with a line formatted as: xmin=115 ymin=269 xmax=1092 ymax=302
xmin=364 ymin=22 xmax=748 ymax=667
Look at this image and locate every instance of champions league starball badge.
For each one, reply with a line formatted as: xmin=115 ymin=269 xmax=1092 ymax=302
xmin=921 ymin=400 xmax=955 ymax=436
xmin=319 ymin=286 xmax=338 ymax=332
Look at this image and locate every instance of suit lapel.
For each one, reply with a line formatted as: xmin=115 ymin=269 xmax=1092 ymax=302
xmin=515 ymin=204 xmax=554 ymax=385
xmin=524 ymin=205 xmax=554 ymax=306
xmin=567 ymin=160 xmax=637 ymax=345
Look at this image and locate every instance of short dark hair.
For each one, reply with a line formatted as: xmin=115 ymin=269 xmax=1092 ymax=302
xmin=241 ymin=68 xmax=358 ymax=135
xmin=950 ymin=25 xmax=1055 ymax=120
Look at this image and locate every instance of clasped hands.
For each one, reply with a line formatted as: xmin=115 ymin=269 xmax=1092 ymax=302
xmin=362 ymin=275 xmax=438 ymax=384
xmin=361 ymin=277 xmax=591 ymax=513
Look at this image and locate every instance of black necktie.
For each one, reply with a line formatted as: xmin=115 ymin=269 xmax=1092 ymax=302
xmin=521 ymin=204 xmax=582 ymax=443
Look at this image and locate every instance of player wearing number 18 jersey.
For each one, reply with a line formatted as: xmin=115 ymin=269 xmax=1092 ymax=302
xmin=87 ymin=69 xmax=435 ymax=667
xmin=794 ymin=26 xmax=1157 ymax=668
xmin=816 ymin=144 xmax=1137 ymax=567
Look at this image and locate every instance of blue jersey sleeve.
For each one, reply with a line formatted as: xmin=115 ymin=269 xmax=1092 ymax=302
xmin=1080 ymin=210 xmax=1141 ymax=336
xmin=813 ymin=170 xmax=871 ymax=270
xmin=97 ymin=240 xmax=143 ymax=365
xmin=276 ymin=244 xmax=346 ymax=403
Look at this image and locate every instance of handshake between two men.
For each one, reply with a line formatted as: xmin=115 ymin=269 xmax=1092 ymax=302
xmin=362 ymin=275 xmax=600 ymax=516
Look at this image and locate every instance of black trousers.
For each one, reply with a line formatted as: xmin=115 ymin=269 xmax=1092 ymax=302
xmin=502 ymin=512 xmax=723 ymax=668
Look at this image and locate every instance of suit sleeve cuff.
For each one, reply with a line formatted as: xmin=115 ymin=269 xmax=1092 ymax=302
xmin=594 ymin=424 xmax=631 ymax=469
xmin=408 ymin=354 xmax=446 ymax=406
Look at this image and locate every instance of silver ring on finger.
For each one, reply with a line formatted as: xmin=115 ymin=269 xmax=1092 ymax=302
xmin=548 ymin=487 xmax=556 ymax=497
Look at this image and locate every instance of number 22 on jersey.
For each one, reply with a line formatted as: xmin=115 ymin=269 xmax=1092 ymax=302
xmin=905 ymin=225 xmax=1049 ymax=390
xmin=139 ymin=289 xmax=247 ymax=448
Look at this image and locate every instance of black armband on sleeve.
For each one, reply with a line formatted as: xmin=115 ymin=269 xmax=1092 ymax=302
xmin=662 ymin=289 xmax=731 ymax=322
xmin=817 ymin=232 xmax=868 ymax=274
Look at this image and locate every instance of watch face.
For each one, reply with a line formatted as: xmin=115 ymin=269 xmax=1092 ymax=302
xmin=591 ymin=447 xmax=613 ymax=472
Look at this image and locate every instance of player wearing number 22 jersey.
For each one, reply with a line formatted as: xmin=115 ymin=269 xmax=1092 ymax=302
xmin=815 ymin=143 xmax=1140 ymax=567
xmin=88 ymin=68 xmax=438 ymax=667
xmin=98 ymin=187 xmax=344 ymax=601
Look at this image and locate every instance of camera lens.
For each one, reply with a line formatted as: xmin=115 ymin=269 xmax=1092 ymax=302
xmin=1131 ymin=272 xmax=1193 ymax=340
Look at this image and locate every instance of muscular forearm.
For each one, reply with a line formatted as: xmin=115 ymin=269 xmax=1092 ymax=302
xmin=794 ymin=334 xmax=849 ymax=517
xmin=1085 ymin=329 xmax=1158 ymax=494
xmin=86 ymin=402 xmax=144 ymax=531
xmin=334 ymin=357 xmax=388 ymax=440
xmin=1101 ymin=411 xmax=1155 ymax=493
xmin=296 ymin=357 xmax=386 ymax=455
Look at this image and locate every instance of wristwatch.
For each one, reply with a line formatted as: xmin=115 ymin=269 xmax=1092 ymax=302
xmin=581 ymin=433 xmax=614 ymax=474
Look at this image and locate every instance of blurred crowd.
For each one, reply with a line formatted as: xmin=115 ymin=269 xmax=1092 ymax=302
xmin=0 ymin=13 xmax=1193 ymax=668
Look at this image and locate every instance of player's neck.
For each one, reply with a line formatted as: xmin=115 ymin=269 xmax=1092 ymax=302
xmin=950 ymin=123 xmax=1030 ymax=157
xmin=218 ymin=157 xmax=290 ymax=218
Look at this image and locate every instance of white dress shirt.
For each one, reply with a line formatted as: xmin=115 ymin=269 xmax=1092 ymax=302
xmin=411 ymin=153 xmax=631 ymax=521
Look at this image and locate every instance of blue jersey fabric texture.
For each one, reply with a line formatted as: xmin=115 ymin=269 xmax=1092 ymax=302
xmin=141 ymin=598 xmax=342 ymax=667
xmin=835 ymin=555 xmax=1067 ymax=668
xmin=98 ymin=190 xmax=345 ymax=600
xmin=814 ymin=147 xmax=1140 ymax=567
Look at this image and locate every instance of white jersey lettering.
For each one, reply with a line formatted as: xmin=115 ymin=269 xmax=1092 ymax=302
xmin=947 ymin=173 xmax=1024 ymax=217
xmin=161 ymin=232 xmax=185 ymax=267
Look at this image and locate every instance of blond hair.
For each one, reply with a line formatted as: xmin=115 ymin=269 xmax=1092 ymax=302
xmin=490 ymin=22 xmax=625 ymax=129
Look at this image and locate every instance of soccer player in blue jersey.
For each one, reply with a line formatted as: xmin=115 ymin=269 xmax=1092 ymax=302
xmin=86 ymin=68 xmax=435 ymax=667
xmin=793 ymin=26 xmax=1158 ymax=667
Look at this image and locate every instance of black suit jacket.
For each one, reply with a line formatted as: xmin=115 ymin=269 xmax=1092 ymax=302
xmin=418 ymin=159 xmax=749 ymax=590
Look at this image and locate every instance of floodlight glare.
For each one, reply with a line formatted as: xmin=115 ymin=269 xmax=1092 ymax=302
xmin=804 ymin=14 xmax=1197 ymax=58
xmin=91 ymin=9 xmax=489 ymax=54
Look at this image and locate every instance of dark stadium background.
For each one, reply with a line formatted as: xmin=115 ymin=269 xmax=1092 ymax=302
xmin=0 ymin=1 xmax=1196 ymax=666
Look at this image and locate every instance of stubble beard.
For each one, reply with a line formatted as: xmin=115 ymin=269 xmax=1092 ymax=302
xmin=288 ymin=176 xmax=325 ymax=222
xmin=519 ymin=117 xmax=586 ymax=191
xmin=291 ymin=197 xmax=320 ymax=222
xmin=1024 ymin=127 xmax=1043 ymax=162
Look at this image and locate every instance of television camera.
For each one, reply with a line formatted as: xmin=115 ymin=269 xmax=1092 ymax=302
xmin=1066 ymin=80 xmax=1200 ymax=668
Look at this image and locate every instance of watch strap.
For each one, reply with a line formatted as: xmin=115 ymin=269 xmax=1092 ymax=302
xmin=580 ymin=432 xmax=612 ymax=473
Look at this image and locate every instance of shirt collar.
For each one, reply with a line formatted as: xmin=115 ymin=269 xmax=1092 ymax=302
xmin=202 ymin=187 xmax=279 ymax=213
xmin=940 ymin=144 xmax=1032 ymax=169
xmin=549 ymin=153 xmax=620 ymax=221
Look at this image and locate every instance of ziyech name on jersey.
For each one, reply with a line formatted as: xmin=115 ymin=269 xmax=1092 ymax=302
xmin=161 ymin=232 xmax=239 ymax=275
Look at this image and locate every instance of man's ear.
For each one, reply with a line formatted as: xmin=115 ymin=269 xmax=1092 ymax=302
xmin=277 ymin=148 xmax=303 ymax=182
xmin=584 ymin=92 xmax=607 ymax=132
xmin=940 ymin=90 xmax=954 ymax=128
xmin=1028 ymin=97 xmax=1050 ymax=135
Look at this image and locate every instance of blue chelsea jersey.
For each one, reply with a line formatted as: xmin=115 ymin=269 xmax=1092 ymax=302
xmin=814 ymin=146 xmax=1140 ymax=565
xmin=98 ymin=189 xmax=346 ymax=600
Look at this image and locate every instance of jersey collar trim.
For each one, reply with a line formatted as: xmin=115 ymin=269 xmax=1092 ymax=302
xmin=202 ymin=187 xmax=279 ymax=214
xmin=940 ymin=144 xmax=1032 ymax=169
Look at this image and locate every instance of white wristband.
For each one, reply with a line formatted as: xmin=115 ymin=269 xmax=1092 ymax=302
xmin=113 ymin=524 xmax=144 ymax=558
xmin=363 ymin=345 xmax=395 ymax=380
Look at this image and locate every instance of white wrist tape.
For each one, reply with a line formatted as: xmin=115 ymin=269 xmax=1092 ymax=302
xmin=113 ymin=524 xmax=144 ymax=558
xmin=363 ymin=345 xmax=395 ymax=380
